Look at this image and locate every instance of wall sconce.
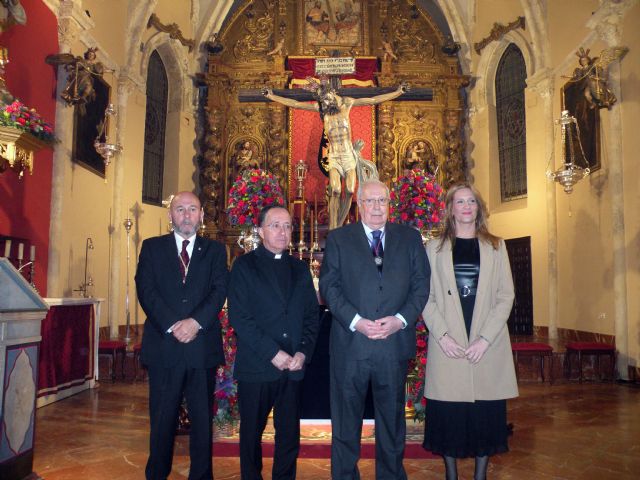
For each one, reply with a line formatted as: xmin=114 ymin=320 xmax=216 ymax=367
xmin=546 ymin=110 xmax=590 ymax=194
xmin=94 ymin=103 xmax=122 ymax=166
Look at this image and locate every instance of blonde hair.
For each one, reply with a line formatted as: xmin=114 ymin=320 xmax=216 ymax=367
xmin=437 ymin=182 xmax=500 ymax=251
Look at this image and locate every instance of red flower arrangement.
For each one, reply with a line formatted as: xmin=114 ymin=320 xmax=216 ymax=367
xmin=389 ymin=169 xmax=445 ymax=231
xmin=406 ymin=319 xmax=428 ymax=422
xmin=1 ymin=99 xmax=56 ymax=143
xmin=213 ymin=309 xmax=239 ymax=427
xmin=226 ymin=169 xmax=285 ymax=227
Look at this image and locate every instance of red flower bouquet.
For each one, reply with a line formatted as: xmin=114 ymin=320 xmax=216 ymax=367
xmin=226 ymin=169 xmax=285 ymax=227
xmin=389 ymin=169 xmax=445 ymax=232
xmin=1 ymin=99 xmax=56 ymax=143
xmin=213 ymin=309 xmax=239 ymax=427
xmin=406 ymin=320 xmax=428 ymax=422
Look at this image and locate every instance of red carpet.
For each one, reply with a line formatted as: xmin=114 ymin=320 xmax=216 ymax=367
xmin=213 ymin=441 xmax=438 ymax=459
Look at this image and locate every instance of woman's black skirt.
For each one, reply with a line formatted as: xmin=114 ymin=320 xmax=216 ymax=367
xmin=422 ymin=398 xmax=509 ymax=458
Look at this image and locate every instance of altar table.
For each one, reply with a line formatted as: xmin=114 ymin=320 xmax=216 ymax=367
xmin=37 ymin=298 xmax=104 ymax=407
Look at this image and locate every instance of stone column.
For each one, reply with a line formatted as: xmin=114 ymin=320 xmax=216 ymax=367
xmin=47 ymin=1 xmax=94 ymax=296
xmin=529 ymin=73 xmax=558 ymax=339
xmin=589 ymin=3 xmax=630 ymax=379
xmin=108 ymin=74 xmax=135 ymax=338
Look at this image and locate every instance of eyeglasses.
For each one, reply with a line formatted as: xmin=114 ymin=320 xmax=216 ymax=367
xmin=265 ymin=223 xmax=293 ymax=232
xmin=360 ymin=198 xmax=389 ymax=207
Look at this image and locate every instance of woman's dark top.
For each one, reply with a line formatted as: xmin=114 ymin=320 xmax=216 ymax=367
xmin=453 ymin=237 xmax=480 ymax=338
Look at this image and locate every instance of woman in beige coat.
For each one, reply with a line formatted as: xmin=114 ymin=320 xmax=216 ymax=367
xmin=422 ymin=183 xmax=518 ymax=480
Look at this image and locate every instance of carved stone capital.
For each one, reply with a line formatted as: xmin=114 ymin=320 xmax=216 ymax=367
xmin=527 ymin=70 xmax=555 ymax=99
xmin=587 ymin=0 xmax=635 ymax=46
xmin=57 ymin=0 xmax=95 ymax=49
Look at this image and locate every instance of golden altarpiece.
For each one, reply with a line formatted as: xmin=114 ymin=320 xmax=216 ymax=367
xmin=198 ymin=0 xmax=468 ymax=248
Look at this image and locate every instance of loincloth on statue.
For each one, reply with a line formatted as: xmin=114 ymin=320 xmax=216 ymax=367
xmin=327 ymin=153 xmax=357 ymax=177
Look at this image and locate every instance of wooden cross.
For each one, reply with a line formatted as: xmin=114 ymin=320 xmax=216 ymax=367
xmin=239 ymin=86 xmax=433 ymax=103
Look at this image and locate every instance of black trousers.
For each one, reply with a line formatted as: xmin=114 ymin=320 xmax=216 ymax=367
xmin=237 ymin=376 xmax=302 ymax=480
xmin=146 ymin=362 xmax=215 ymax=480
xmin=330 ymin=355 xmax=409 ymax=480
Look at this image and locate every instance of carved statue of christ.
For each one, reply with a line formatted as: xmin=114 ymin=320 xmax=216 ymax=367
xmin=263 ymin=79 xmax=408 ymax=229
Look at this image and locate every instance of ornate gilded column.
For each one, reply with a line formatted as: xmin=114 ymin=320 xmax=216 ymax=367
xmin=47 ymin=1 xmax=94 ymax=296
xmin=589 ymin=2 xmax=630 ymax=379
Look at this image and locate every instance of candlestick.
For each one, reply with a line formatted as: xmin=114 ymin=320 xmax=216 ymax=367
xmin=310 ymin=211 xmax=314 ymax=249
xmin=17 ymin=242 xmax=24 ymax=260
xmin=3 ymin=239 xmax=10 ymax=257
xmin=30 ymin=245 xmax=36 ymax=262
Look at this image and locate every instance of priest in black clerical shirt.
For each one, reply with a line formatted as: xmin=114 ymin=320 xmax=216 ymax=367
xmin=228 ymin=205 xmax=320 ymax=480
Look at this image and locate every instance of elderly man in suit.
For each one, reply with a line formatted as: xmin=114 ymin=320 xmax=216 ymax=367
xmin=320 ymin=179 xmax=430 ymax=479
xmin=228 ymin=205 xmax=320 ymax=480
xmin=136 ymin=191 xmax=228 ymax=480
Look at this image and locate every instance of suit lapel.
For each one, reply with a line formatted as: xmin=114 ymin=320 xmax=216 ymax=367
xmin=163 ymin=234 xmax=184 ymax=283
xmin=355 ymin=222 xmax=380 ymax=276
xmin=469 ymin=240 xmax=492 ymax=337
xmin=184 ymin=236 xmax=206 ymax=284
xmin=442 ymin=239 xmax=466 ymax=330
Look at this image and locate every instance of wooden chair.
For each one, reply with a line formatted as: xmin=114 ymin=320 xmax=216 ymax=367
xmin=512 ymin=342 xmax=554 ymax=383
xmin=98 ymin=340 xmax=127 ymax=381
xmin=565 ymin=342 xmax=616 ymax=383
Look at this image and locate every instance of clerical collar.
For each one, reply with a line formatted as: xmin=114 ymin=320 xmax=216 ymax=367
xmin=258 ymin=244 xmax=286 ymax=260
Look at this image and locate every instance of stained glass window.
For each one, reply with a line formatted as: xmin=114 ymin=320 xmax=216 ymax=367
xmin=496 ymin=44 xmax=527 ymax=201
xmin=142 ymin=51 xmax=168 ymax=206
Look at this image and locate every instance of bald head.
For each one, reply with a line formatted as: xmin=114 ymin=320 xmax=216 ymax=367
xmin=169 ymin=191 xmax=203 ymax=239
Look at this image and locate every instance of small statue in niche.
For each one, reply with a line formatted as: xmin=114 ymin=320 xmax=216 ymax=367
xmin=569 ymin=46 xmax=628 ymax=110
xmin=380 ymin=39 xmax=398 ymax=62
xmin=46 ymin=47 xmax=105 ymax=115
xmin=267 ymin=38 xmax=285 ymax=56
xmin=232 ymin=140 xmax=260 ymax=173
xmin=404 ymin=141 xmax=427 ymax=172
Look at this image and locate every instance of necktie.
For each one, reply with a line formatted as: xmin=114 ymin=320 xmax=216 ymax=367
xmin=371 ymin=230 xmax=384 ymax=257
xmin=179 ymin=239 xmax=190 ymax=282
xmin=372 ymin=230 xmax=384 ymax=274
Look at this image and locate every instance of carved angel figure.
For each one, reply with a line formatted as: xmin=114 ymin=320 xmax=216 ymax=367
xmin=45 ymin=47 xmax=105 ymax=114
xmin=570 ymin=47 xmax=628 ymax=109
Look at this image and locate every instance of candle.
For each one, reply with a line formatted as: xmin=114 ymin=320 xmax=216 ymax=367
xmin=30 ymin=245 xmax=36 ymax=262
xmin=310 ymin=211 xmax=314 ymax=247
xmin=3 ymin=239 xmax=10 ymax=257
xmin=314 ymin=194 xmax=317 ymax=215
xmin=299 ymin=202 xmax=304 ymax=243
xmin=18 ymin=242 xmax=24 ymax=260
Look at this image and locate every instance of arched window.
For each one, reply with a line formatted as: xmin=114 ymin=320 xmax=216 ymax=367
xmin=142 ymin=50 xmax=168 ymax=206
xmin=495 ymin=43 xmax=527 ymax=201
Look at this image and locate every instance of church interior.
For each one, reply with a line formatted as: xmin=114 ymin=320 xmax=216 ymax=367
xmin=1 ymin=0 xmax=639 ymax=479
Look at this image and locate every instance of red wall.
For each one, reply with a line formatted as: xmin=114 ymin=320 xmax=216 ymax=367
xmin=0 ymin=0 xmax=58 ymax=294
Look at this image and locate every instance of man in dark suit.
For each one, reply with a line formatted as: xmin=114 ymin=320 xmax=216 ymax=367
xmin=228 ymin=205 xmax=319 ymax=480
xmin=320 ymin=180 xmax=430 ymax=479
xmin=136 ymin=191 xmax=228 ymax=480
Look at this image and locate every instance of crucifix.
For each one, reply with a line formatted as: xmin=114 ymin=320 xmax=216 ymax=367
xmin=239 ymin=58 xmax=433 ymax=230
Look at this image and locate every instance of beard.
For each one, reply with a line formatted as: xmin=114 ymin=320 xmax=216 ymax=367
xmin=320 ymin=101 xmax=340 ymax=117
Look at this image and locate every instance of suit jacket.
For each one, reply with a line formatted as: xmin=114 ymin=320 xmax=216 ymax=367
xmin=135 ymin=233 xmax=228 ymax=369
xmin=228 ymin=246 xmax=320 ymax=382
xmin=319 ymin=221 xmax=430 ymax=362
xmin=423 ymin=238 xmax=518 ymax=402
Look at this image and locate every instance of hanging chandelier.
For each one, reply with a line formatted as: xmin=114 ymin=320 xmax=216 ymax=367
xmin=546 ymin=110 xmax=590 ymax=194
xmin=94 ymin=103 xmax=122 ymax=166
